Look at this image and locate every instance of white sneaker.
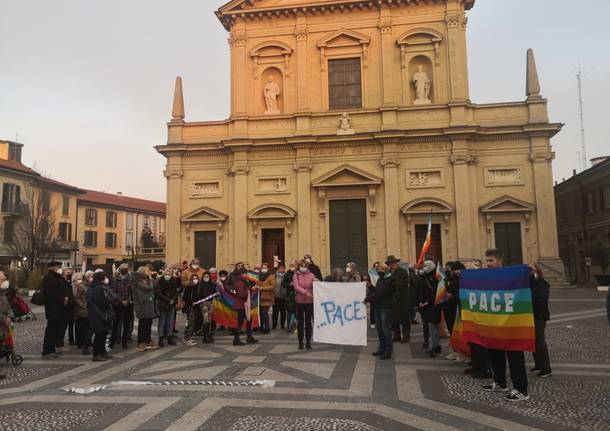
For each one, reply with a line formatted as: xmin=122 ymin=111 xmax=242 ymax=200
xmin=184 ymin=339 xmax=197 ymax=346
xmin=483 ymin=382 xmax=509 ymax=392
xmin=370 ymin=324 xmax=375 ymax=329
xmin=505 ymin=389 xmax=530 ymax=402
xmin=445 ymin=353 xmax=457 ymax=360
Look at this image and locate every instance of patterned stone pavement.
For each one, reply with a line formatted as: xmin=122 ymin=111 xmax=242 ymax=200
xmin=0 ymin=288 xmax=608 ymax=431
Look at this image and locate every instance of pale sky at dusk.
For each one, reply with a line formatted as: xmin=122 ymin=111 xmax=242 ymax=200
xmin=1 ymin=0 xmax=608 ymax=202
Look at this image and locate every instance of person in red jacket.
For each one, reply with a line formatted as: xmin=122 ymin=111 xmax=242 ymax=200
xmin=293 ymin=260 xmax=316 ymax=350
xmin=228 ymin=264 xmax=258 ymax=346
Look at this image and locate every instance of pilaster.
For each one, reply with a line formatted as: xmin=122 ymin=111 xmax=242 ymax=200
xmin=450 ymin=142 xmax=478 ymax=259
xmin=381 ymin=141 xmax=400 ymax=256
xmin=230 ymin=20 xmax=248 ymax=117
xmin=294 ymin=147 xmax=312 ymax=257
xmin=163 ymin=162 xmax=184 ymax=263
xmin=379 ymin=7 xmax=395 ymax=108
xmin=295 ymin=14 xmax=309 ymax=113
xmin=228 ymin=150 xmax=250 ymax=263
xmin=445 ymin=10 xmax=469 ymax=102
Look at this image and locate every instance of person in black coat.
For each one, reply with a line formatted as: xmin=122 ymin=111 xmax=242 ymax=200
xmin=364 ymin=263 xmax=394 ymax=360
xmin=530 ymin=264 xmax=552 ymax=377
xmin=282 ymin=261 xmax=298 ymax=332
xmin=443 ymin=261 xmax=466 ymax=335
xmin=155 ymin=269 xmax=179 ymax=347
xmin=41 ymin=261 xmax=70 ymax=358
xmin=417 ymin=260 xmax=441 ymax=357
xmin=386 ymin=255 xmax=414 ymax=343
xmin=87 ymin=271 xmax=114 ymax=362
xmin=303 ymin=254 xmax=323 ymax=281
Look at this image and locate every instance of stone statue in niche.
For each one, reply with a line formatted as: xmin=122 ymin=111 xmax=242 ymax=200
xmin=413 ymin=65 xmax=431 ymax=105
xmin=264 ymin=76 xmax=281 ymax=115
xmin=337 ymin=112 xmax=355 ymax=135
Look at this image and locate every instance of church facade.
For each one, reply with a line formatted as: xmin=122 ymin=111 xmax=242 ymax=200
xmin=157 ymin=0 xmax=566 ymax=284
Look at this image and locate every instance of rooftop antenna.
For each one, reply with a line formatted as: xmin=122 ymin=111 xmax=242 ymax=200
xmin=576 ymin=63 xmax=588 ymax=172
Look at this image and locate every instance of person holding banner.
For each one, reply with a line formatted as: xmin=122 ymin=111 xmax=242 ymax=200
xmin=293 ymin=260 xmax=315 ymax=350
xmin=530 ymin=264 xmax=552 ymax=378
xmin=364 ymin=263 xmax=393 ymax=360
xmin=480 ymin=248 xmax=529 ymax=402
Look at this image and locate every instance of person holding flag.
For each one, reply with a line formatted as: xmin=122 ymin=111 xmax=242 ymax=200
xmin=416 ymin=211 xmax=433 ymax=269
xmin=227 ymin=263 xmax=258 ymax=346
xmin=417 ymin=260 xmax=441 ymax=357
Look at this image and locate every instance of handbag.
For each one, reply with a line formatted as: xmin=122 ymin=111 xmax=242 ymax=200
xmin=31 ymin=285 xmax=45 ymax=306
xmin=175 ymin=295 xmax=185 ymax=311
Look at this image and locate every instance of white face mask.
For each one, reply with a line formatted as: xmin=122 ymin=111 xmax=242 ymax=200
xmin=261 ymin=268 xmax=268 ymax=274
xmin=0 ymin=280 xmax=9 ymax=290
xmin=345 ymin=267 xmax=351 ymax=273
xmin=192 ymin=278 xmax=199 ymax=284
xmin=191 ymin=264 xmax=199 ymax=270
xmin=103 ymin=278 xmax=110 ymax=285
xmin=220 ymin=276 xmax=227 ymax=281
xmin=164 ymin=275 xmax=171 ymax=281
xmin=203 ymin=277 xmax=210 ymax=282
xmin=299 ymin=267 xmax=307 ymax=273
xmin=76 ymin=280 xmax=83 ymax=285
xmin=305 ymin=258 xmax=311 ymax=264
xmin=55 ymin=268 xmax=63 ymax=275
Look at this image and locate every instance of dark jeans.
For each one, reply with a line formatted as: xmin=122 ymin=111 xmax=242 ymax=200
xmin=533 ymin=320 xmax=551 ymax=372
xmin=235 ymin=309 xmax=252 ymax=340
xmin=137 ymin=318 xmax=153 ymax=344
xmin=68 ymin=321 xmax=75 ymax=343
xmin=370 ymin=303 xmax=376 ymax=325
xmin=421 ymin=312 xmax=430 ymax=344
xmin=296 ymin=303 xmax=313 ymax=343
xmin=43 ymin=319 xmax=61 ymax=355
xmin=75 ymin=317 xmax=90 ymax=348
xmin=260 ymin=306 xmax=270 ymax=332
xmin=443 ymin=302 xmax=457 ymax=335
xmin=110 ymin=303 xmax=134 ymax=347
xmin=489 ymin=348 xmax=528 ymax=394
xmin=93 ymin=331 xmax=108 ymax=357
xmin=469 ymin=342 xmax=490 ymax=372
xmin=272 ymin=297 xmax=286 ymax=329
xmin=375 ymin=307 xmax=393 ymax=355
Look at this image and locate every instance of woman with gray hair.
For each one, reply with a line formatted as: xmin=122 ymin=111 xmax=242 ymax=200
xmin=344 ymin=262 xmax=362 ymax=283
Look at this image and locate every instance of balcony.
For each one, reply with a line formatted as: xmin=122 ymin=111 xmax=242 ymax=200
xmin=44 ymin=240 xmax=80 ymax=252
xmin=140 ymin=247 xmax=165 ymax=255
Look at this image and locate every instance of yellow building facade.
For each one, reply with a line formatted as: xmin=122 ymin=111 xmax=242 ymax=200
xmin=157 ymin=0 xmax=566 ymax=285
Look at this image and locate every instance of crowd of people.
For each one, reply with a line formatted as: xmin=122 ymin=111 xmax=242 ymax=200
xmin=0 ymin=249 xmax=555 ymax=402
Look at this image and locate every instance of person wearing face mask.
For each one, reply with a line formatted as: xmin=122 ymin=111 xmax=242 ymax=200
xmin=303 ymin=255 xmax=323 ymax=281
xmin=385 ymin=255 xmax=414 ymax=344
xmin=228 ymin=263 xmax=258 ymax=346
xmin=364 ymin=263 xmax=393 ymax=359
xmin=182 ymin=274 xmax=201 ymax=346
xmin=257 ymin=263 xmax=275 ymax=334
xmin=109 ymin=263 xmax=133 ymax=350
xmin=40 ymin=262 xmax=70 ymax=359
xmin=529 ymin=264 xmax=552 ymax=379
xmin=155 ymin=268 xmax=179 ymax=347
xmin=0 ymin=272 xmax=14 ymax=343
xmin=71 ymin=273 xmax=89 ymax=354
xmin=199 ymin=271 xmax=217 ymax=343
xmin=293 ymin=260 xmax=315 ymax=350
xmin=181 ymin=259 xmax=205 ymax=287
xmin=344 ymin=262 xmax=362 ymax=283
xmin=87 ymin=271 xmax=114 ymax=361
xmin=324 ymin=268 xmax=344 ymax=282
xmin=283 ymin=261 xmax=299 ymax=333
xmin=272 ymin=263 xmax=287 ymax=330
xmin=416 ymin=260 xmax=441 ymax=357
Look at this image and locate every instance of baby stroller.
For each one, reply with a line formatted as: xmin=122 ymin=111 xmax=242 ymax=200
xmin=8 ymin=290 xmax=36 ymax=322
xmin=1 ymin=324 xmax=23 ymax=366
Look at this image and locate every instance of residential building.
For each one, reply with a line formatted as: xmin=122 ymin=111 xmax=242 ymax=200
xmin=76 ymin=190 xmax=166 ymax=266
xmin=156 ymin=0 xmax=567 ymax=286
xmin=555 ymin=157 xmax=610 ymax=285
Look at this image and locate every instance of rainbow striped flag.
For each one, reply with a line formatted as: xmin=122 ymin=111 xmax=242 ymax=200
xmin=459 ymin=265 xmax=535 ymax=352
xmin=244 ymin=271 xmax=260 ymax=284
xmin=212 ymin=288 xmax=260 ymax=330
xmin=449 ymin=310 xmax=471 ymax=357
xmin=434 ymin=263 xmax=447 ymax=305
xmin=416 ymin=211 xmax=432 ymax=267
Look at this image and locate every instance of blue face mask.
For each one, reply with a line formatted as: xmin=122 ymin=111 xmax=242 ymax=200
xmin=299 ymin=267 xmax=307 ymax=273
xmin=164 ymin=275 xmax=171 ymax=281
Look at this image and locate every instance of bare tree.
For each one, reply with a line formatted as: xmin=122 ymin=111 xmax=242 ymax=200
xmin=7 ymin=182 xmax=56 ymax=273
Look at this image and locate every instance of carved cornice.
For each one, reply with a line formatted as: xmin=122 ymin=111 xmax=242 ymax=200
xmin=293 ymin=159 xmax=313 ymax=172
xmin=226 ymin=161 xmax=249 ymax=175
xmin=380 ymin=158 xmax=400 ymax=168
xmin=378 ymin=17 xmax=392 ymax=34
xmin=450 ymin=152 xmax=478 ymax=165
xmin=530 ymin=150 xmax=555 ymax=163
xmin=294 ymin=25 xmax=308 ymax=41
xmin=163 ymin=168 xmax=184 ymax=179
xmin=229 ymin=30 xmax=247 ymax=47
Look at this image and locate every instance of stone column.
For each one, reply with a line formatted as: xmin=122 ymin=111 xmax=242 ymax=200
xmin=229 ymin=150 xmax=249 ymax=263
xmin=231 ymin=22 xmax=248 ymax=117
xmin=295 ymin=15 xmax=308 ymax=113
xmin=164 ymin=162 xmax=183 ymax=263
xmin=294 ymin=147 xmax=312 ymax=257
xmin=450 ymin=144 xmax=478 ymax=260
xmin=381 ymin=142 xmax=400 ymax=257
xmin=530 ymin=143 xmax=559 ymax=258
xmin=379 ymin=9 xmax=395 ymax=108
xmin=445 ymin=12 xmax=469 ymax=102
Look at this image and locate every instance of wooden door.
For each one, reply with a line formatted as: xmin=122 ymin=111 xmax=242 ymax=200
xmin=494 ymin=222 xmax=523 ymax=266
xmin=415 ymin=223 xmax=443 ymax=264
xmin=194 ymin=231 xmax=216 ymax=269
xmin=261 ymin=229 xmax=285 ymax=267
xmin=329 ymin=199 xmax=368 ymax=272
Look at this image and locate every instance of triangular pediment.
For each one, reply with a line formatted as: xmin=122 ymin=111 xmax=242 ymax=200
xmin=317 ymin=28 xmax=370 ymax=48
xmin=181 ymin=206 xmax=228 ymax=223
xmin=312 ymin=164 xmax=382 ymax=188
xmin=401 ymin=198 xmax=454 ymax=215
xmin=480 ymin=195 xmax=535 ymax=213
xmin=248 ymin=203 xmax=296 ymax=220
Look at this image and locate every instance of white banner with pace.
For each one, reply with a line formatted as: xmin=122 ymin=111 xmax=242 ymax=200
xmin=313 ymin=281 xmax=367 ymax=346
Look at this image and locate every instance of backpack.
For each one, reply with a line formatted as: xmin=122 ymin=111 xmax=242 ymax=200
xmin=31 ymin=283 xmax=45 ymax=306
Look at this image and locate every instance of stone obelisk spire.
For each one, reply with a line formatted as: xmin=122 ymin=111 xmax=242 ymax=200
xmin=526 ymin=49 xmax=541 ymax=100
xmin=171 ymin=76 xmax=185 ymax=122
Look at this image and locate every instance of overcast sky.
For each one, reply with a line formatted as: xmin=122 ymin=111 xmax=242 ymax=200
xmin=1 ymin=0 xmax=608 ymax=202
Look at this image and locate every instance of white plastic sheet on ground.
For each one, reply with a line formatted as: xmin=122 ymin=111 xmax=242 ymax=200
xmin=313 ymin=281 xmax=367 ymax=346
xmin=63 ymin=379 xmax=276 ymax=394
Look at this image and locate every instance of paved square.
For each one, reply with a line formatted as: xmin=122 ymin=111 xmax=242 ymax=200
xmin=1 ymin=288 xmax=608 ymax=430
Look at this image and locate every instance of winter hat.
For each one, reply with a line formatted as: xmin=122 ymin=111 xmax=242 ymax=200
xmin=422 ymin=260 xmax=436 ymax=274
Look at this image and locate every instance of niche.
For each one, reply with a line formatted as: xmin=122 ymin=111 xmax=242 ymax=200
xmin=261 ymin=67 xmax=284 ymax=115
xmin=408 ymin=56 xmax=434 ymax=105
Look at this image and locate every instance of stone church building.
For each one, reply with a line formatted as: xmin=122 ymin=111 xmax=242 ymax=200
xmin=157 ymin=0 xmax=566 ymax=284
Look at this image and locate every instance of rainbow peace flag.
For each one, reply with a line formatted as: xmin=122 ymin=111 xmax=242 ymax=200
xmin=416 ymin=211 xmax=432 ymax=267
xmin=449 ymin=311 xmax=471 ymax=357
xmin=212 ymin=288 xmax=260 ymax=330
xmin=244 ymin=271 xmax=260 ymax=284
xmin=434 ymin=263 xmax=447 ymax=305
xmin=459 ymin=265 xmax=535 ymax=352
